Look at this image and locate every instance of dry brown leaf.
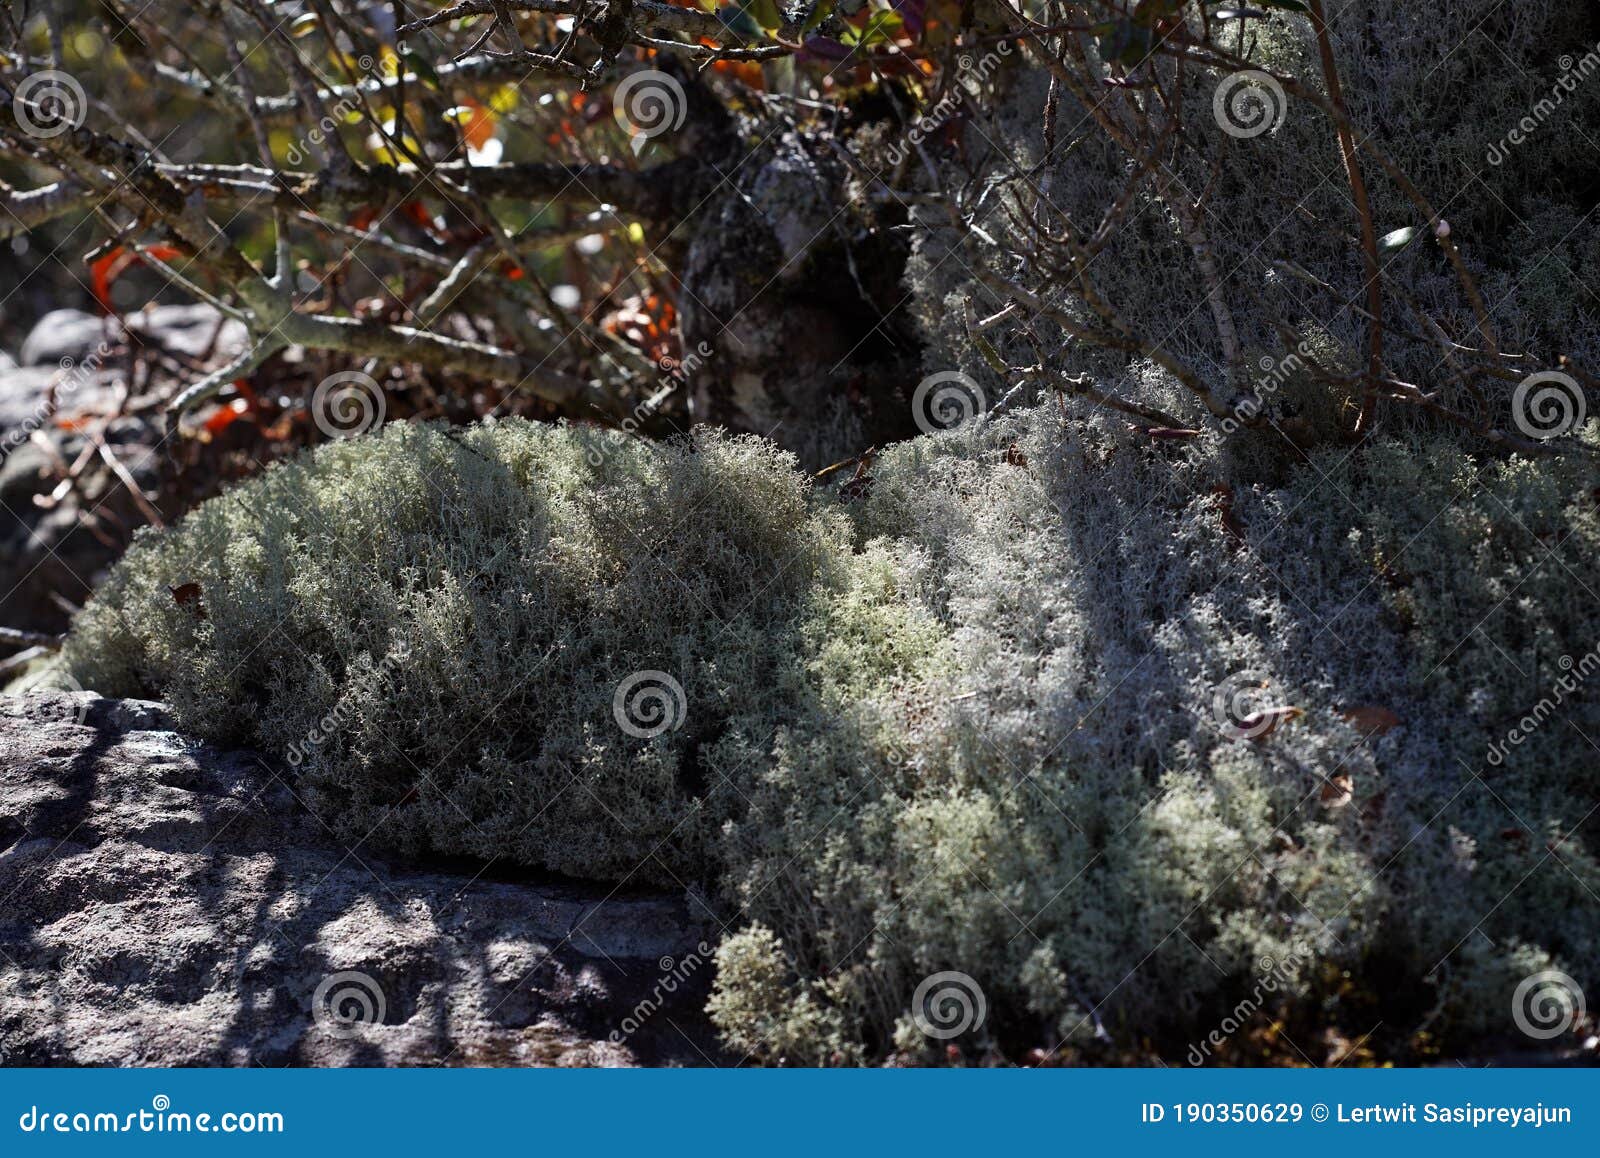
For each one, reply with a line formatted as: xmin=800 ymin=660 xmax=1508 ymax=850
xmin=1212 ymin=483 xmax=1245 ymax=544
xmin=1238 ymin=705 xmax=1304 ymax=741
xmin=1362 ymin=790 xmax=1387 ymax=822
xmin=1321 ymin=773 xmax=1354 ymax=807
xmin=1342 ymin=704 xmax=1401 ymax=738
xmin=169 ymin=582 xmax=206 ymax=619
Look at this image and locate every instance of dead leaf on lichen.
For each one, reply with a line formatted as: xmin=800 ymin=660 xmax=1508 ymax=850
xmin=1321 ymin=773 xmax=1354 ymax=808
xmin=1342 ymin=705 xmax=1401 ymax=738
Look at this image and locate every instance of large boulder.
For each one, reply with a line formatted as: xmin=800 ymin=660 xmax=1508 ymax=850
xmin=0 ymin=692 xmax=719 ymax=1066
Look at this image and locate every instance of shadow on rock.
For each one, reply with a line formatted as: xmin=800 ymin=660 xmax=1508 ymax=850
xmin=0 ymin=691 xmax=723 ymax=1066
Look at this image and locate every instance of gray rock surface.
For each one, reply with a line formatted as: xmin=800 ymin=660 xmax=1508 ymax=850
xmin=16 ymin=308 xmax=105 ymax=369
xmin=17 ymin=305 xmax=248 ymax=369
xmin=0 ymin=366 xmax=161 ymax=635
xmin=0 ymin=692 xmax=721 ymax=1066
xmin=0 ymin=304 xmax=249 ymax=635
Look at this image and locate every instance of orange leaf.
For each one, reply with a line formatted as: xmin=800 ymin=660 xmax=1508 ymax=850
xmin=231 ymin=379 xmax=261 ymax=411
xmin=401 ymin=201 xmax=444 ymax=239
xmin=202 ymin=398 xmax=253 ymax=434
xmin=711 ymin=59 xmax=766 ymax=89
xmin=458 ymin=99 xmax=496 ymax=151
xmin=89 ymin=243 xmax=183 ymax=315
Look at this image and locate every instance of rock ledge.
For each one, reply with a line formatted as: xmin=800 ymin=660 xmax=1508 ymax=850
xmin=0 ymin=692 xmax=719 ymax=1066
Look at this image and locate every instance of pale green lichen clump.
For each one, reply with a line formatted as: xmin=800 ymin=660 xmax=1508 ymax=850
xmin=66 ymin=409 xmax=1600 ymax=1062
xmin=66 ymin=421 xmax=917 ymax=883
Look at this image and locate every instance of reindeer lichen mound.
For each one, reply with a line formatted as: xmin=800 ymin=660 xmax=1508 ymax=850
xmin=63 ymin=421 xmax=931 ymax=883
xmin=65 ymin=410 xmax=1600 ymax=1063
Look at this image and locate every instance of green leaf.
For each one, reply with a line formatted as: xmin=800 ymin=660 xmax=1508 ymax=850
xmin=746 ymin=0 xmax=784 ymax=33
xmin=803 ymin=0 xmax=836 ymax=32
xmin=842 ymin=8 xmax=903 ymax=48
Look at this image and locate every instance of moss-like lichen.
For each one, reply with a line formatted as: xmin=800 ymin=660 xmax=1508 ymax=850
xmin=66 ymin=407 xmax=1600 ymax=1063
xmin=66 ymin=421 xmax=942 ymax=883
